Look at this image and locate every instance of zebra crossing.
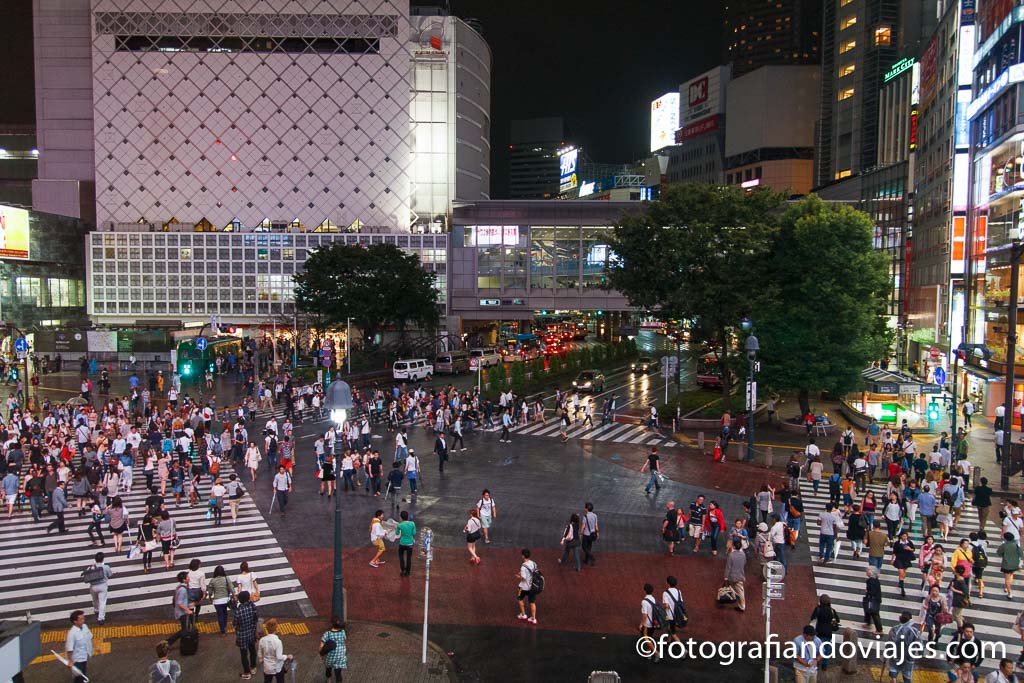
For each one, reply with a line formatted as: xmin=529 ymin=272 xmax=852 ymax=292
xmin=0 ymin=464 xmax=310 ymax=624
xmin=484 ymin=418 xmax=676 ymax=447
xmin=800 ymin=480 xmax=1021 ymax=663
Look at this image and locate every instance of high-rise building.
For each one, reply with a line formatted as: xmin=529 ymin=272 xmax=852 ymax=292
xmin=32 ymin=0 xmax=491 ymax=325
xmin=722 ymin=0 xmax=821 ymax=78
xmin=507 ymin=117 xmax=564 ymax=200
xmin=816 ymin=0 xmax=901 ymax=187
xmin=665 ymin=66 xmax=729 ymax=186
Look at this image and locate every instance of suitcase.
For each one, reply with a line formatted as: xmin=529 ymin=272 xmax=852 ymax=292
xmin=179 ymin=615 xmax=199 ymax=656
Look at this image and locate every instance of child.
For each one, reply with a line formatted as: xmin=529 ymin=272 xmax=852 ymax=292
xmin=841 ymin=474 xmax=855 ymax=516
xmin=713 ymin=436 xmax=722 ymax=462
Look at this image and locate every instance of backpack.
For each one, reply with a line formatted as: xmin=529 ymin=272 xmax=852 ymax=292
xmin=973 ymin=544 xmax=989 ymax=570
xmin=527 ymin=562 xmax=545 ymax=594
xmin=645 ymin=596 xmax=667 ymax=630
xmin=82 ymin=565 xmax=107 ymax=586
xmin=667 ymin=587 xmax=688 ymax=627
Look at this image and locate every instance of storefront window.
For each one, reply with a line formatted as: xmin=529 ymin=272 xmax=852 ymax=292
xmin=477 ymin=245 xmax=503 ymax=289
xmin=531 ymin=227 xmax=554 ymax=289
xmin=556 ymin=227 xmax=580 ymax=289
xmin=505 ymin=246 xmax=527 ymax=289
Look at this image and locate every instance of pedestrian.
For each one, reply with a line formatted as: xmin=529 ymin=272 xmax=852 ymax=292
xmin=983 ymin=658 xmax=1019 ymax=683
xmin=809 ymin=594 xmax=839 ymax=671
xmin=581 ymin=502 xmax=599 ymax=566
xmin=404 ymin=449 xmax=419 ymax=496
xmin=245 ymin=442 xmax=261 ymax=482
xmin=64 ymin=610 xmax=93 ymax=683
xmin=138 ymin=513 xmax=157 ymax=573
xmin=861 ymin=566 xmax=884 ymax=637
xmin=639 ymin=582 xmax=661 ymax=655
xmin=433 ymin=432 xmax=449 ymax=474
xmin=662 ymin=501 xmax=680 ymax=556
xmin=46 ymin=480 xmax=68 ymax=534
xmin=973 ymin=477 xmax=994 ymax=532
xmin=892 ymin=530 xmax=916 ymax=597
xmin=396 ymin=510 xmax=416 ymax=577
xmin=368 ymin=509 xmax=388 ymax=568
xmin=499 ymin=409 xmax=512 ymax=443
xmin=949 ymin=564 xmax=970 ymax=630
xmin=271 ymin=465 xmax=292 ymax=517
xmin=465 ymin=508 xmax=483 ymax=565
xmin=257 ymin=618 xmax=294 ymax=683
xmin=234 ymin=591 xmax=259 ymax=679
xmin=787 ymin=490 xmax=804 ymax=536
xmin=158 ymin=510 xmax=178 ymax=569
xmin=951 ymin=538 xmax=975 ymax=594
xmin=971 ymin=531 xmax=990 ymax=598
xmin=209 ymin=477 xmax=226 ymax=526
xmin=792 ymin=624 xmax=824 ymax=683
xmin=86 ymin=495 xmax=106 ymax=547
xmin=948 ymin=623 xmax=984 ymax=678
xmin=886 ymin=610 xmax=922 ymax=683
xmin=884 ymin=492 xmax=904 ymax=541
xmin=867 ymin=521 xmax=888 ymax=571
xmin=817 ymin=502 xmax=844 ymax=565
xmin=770 ymin=514 xmax=788 ymax=571
xmin=756 ymin=484 xmax=775 ymax=523
xmin=809 ymin=457 xmax=824 ymax=494
xmin=82 ymin=551 xmax=112 ymax=625
xmin=688 ymin=495 xmax=707 ymax=553
xmin=319 ymin=616 xmax=347 ymax=682
xmin=148 ymin=640 xmax=182 ymax=683
xmin=702 ymin=500 xmax=727 ymax=556
xmin=641 ymin=447 xmax=662 ymax=495
xmin=209 ymin=565 xmax=234 ymax=635
xmin=186 ymin=558 xmax=208 ymax=619
xmin=847 ymin=503 xmax=868 ymax=559
xmin=998 ymin=531 xmax=1021 ymax=599
xmin=477 ymin=490 xmax=496 ymax=544
xmin=516 ymin=548 xmax=539 ymax=625
xmin=165 ymin=571 xmax=194 ymax=648
xmin=724 ymin=537 xmax=747 ymax=612
xmin=558 ymin=512 xmax=582 ymax=572
xmin=226 ymin=474 xmax=244 ymax=525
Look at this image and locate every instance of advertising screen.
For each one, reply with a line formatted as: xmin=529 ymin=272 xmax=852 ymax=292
xmin=0 ymin=205 xmax=30 ymax=260
xmin=559 ymin=148 xmax=579 ymax=193
xmin=650 ymin=92 xmax=680 ymax=152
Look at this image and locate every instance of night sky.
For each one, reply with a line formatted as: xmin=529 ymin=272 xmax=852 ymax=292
xmin=0 ymin=0 xmax=721 ymax=197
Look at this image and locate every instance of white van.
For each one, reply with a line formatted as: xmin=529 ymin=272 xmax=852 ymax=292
xmin=468 ymin=347 xmax=502 ymax=368
xmin=393 ymin=358 xmax=433 ymax=381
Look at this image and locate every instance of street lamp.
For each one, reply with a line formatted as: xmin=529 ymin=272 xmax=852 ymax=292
xmin=325 ymin=380 xmax=353 ymax=619
xmin=1001 ymin=223 xmax=1024 ymax=490
xmin=744 ymin=330 xmax=760 ymax=463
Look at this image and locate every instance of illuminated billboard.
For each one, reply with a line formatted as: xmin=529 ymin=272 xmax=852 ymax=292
xmin=0 ymin=205 xmax=30 ymax=260
xmin=650 ymin=92 xmax=680 ymax=152
xmin=559 ymin=148 xmax=579 ymax=193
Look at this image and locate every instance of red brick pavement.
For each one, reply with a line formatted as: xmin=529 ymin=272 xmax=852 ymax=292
xmin=287 ymin=546 xmax=817 ymax=642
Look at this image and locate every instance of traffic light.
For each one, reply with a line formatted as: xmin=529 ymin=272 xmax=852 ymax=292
xmin=8 ymin=367 xmax=17 ymax=381
xmin=208 ymin=362 xmax=216 ymax=373
xmin=927 ymin=402 xmax=940 ymax=422
xmin=181 ymin=362 xmax=193 ymax=377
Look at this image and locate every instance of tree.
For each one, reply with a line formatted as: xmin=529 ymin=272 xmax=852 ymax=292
xmin=293 ymin=242 xmax=438 ymax=347
xmin=754 ymin=196 xmax=890 ymax=416
xmin=608 ymin=184 xmax=783 ymax=401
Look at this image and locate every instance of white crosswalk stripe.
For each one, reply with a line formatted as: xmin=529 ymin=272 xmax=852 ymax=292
xmin=0 ymin=464 xmax=309 ymax=624
xmin=483 ymin=419 xmax=675 ymax=446
xmin=800 ymin=480 xmax=1021 ymax=665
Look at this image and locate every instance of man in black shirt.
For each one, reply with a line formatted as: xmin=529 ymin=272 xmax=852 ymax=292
xmin=641 ymin=448 xmax=661 ymax=495
xmin=662 ymin=501 xmax=679 ymax=556
xmin=144 ymin=487 xmax=165 ymax=518
xmin=973 ymin=477 xmax=994 ymax=532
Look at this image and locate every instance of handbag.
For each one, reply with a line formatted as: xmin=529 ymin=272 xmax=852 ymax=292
xmin=935 ymin=504 xmax=951 ymax=516
xmin=319 ymin=637 xmax=337 ymax=657
xmin=170 ymin=535 xmax=181 ymax=549
xmin=466 ymin=530 xmax=482 ymax=543
xmin=935 ymin=611 xmax=954 ymax=626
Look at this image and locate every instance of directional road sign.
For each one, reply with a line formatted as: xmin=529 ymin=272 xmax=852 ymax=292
xmin=195 ymin=337 xmax=208 ymax=352
xmin=13 ymin=338 xmax=28 ymax=354
xmin=933 ymin=367 xmax=946 ymax=386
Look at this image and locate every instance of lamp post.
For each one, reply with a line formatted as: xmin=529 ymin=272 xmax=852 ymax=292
xmin=1001 ymin=224 xmax=1024 ymax=490
xmin=740 ymin=318 xmax=759 ymax=463
xmin=325 ymin=380 xmax=353 ymax=619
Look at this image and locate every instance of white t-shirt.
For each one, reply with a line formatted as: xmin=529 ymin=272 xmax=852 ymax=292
xmin=518 ymin=560 xmax=536 ymax=591
xmin=405 ymin=455 xmax=419 ymax=473
xmin=641 ymin=597 xmax=656 ymax=628
xmin=769 ymin=521 xmax=786 ymax=544
xmin=236 ymin=572 xmax=258 ymax=594
xmin=478 ymin=497 xmax=494 ymax=517
xmin=662 ymin=588 xmax=682 ymax=623
xmin=805 ymin=444 xmax=820 ymax=458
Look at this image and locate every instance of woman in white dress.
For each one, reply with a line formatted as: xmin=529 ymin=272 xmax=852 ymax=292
xmin=245 ymin=442 xmax=262 ymax=482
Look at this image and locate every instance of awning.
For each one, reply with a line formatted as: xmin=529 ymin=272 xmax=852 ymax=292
xmin=861 ymin=367 xmax=941 ymax=395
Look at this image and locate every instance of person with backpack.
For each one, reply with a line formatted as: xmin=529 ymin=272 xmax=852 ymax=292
xmin=81 ymin=552 xmax=112 ymax=625
xmin=558 ymin=513 xmax=582 ymax=572
xmin=971 ymin=531 xmax=989 ymax=599
xmin=724 ymin=538 xmax=747 ymax=612
xmin=516 ymin=548 xmax=540 ymax=625
xmin=639 ymin=583 xmax=666 ymax=661
xmin=887 ymin=610 xmax=922 ymax=683
xmin=786 ymin=455 xmax=802 ymax=491
xmin=661 ymin=575 xmax=688 ymax=643
xmin=165 ymin=572 xmax=194 ymax=649
xmin=808 ymin=594 xmax=840 ymax=670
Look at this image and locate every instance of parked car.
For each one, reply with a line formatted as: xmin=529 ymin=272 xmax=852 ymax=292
xmin=632 ymin=356 xmax=654 ymax=374
xmin=572 ymin=370 xmax=605 ymax=393
xmin=435 ymin=351 xmax=470 ymax=375
xmin=393 ymin=358 xmax=433 ymax=381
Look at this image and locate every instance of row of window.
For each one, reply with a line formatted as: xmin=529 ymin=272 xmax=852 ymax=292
xmin=91 ymin=246 xmax=448 ymax=266
xmin=5 ymin=278 xmax=85 ymax=309
xmin=92 ymin=232 xmax=447 ymax=248
xmin=725 ymin=167 xmax=763 ymax=185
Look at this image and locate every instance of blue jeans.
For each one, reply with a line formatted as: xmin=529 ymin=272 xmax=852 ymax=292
xmin=214 ymin=602 xmax=229 ymax=633
xmin=818 ymin=533 xmax=835 ymax=561
xmin=788 ymin=517 xmax=802 ymax=534
xmin=868 ymin=556 xmax=883 ymax=570
xmin=774 ymin=542 xmax=787 ymax=570
xmin=395 ymin=446 xmax=407 ymax=462
xmin=645 ymin=471 xmax=660 ymax=492
xmin=408 ymin=473 xmax=417 ymax=494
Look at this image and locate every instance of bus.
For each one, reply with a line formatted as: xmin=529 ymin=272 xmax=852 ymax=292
xmin=176 ymin=336 xmax=243 ymax=379
xmin=639 ymin=320 xmax=666 ymax=333
xmin=502 ymin=333 xmax=543 ymax=362
xmin=695 ymin=352 xmax=724 ymax=388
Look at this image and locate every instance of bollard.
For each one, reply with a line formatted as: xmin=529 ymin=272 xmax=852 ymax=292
xmin=697 ymin=432 xmax=705 ymax=450
xmin=672 ymin=418 xmax=677 ymax=433
xmin=839 ymin=627 xmax=859 ymax=674
xmin=765 ymin=446 xmax=773 ymax=469
xmin=733 ymin=441 xmax=744 ymax=461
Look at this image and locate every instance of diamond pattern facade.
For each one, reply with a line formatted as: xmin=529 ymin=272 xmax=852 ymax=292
xmin=91 ymin=0 xmax=413 ymax=231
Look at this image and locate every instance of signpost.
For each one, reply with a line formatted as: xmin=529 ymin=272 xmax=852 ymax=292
xmin=934 ymin=367 xmax=946 ymax=386
xmin=763 ymin=561 xmax=786 ymax=683
xmin=14 ymin=337 xmax=28 ymax=355
xmin=195 ymin=337 xmax=207 ymax=380
xmin=660 ymin=356 xmax=678 ymax=404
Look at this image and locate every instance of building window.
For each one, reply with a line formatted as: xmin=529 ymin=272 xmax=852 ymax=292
xmin=838 ymin=87 xmax=855 ymax=101
xmin=874 ymin=26 xmax=891 ymax=45
xmin=840 ymin=15 xmax=857 ymax=31
xmin=839 ymin=39 xmax=856 ymax=54
xmin=835 ymin=169 xmax=853 ymax=180
xmin=15 ymin=277 xmax=40 ymax=306
xmin=839 ymin=63 xmax=855 ymax=78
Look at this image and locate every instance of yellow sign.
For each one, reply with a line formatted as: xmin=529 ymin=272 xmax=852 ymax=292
xmin=0 ymin=204 xmax=29 ymax=260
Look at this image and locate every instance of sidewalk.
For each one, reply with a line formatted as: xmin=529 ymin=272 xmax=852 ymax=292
xmin=23 ymin=619 xmax=456 ymax=683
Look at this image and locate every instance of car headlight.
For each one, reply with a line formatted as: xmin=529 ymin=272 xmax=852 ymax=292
xmin=572 ymin=381 xmax=578 ymax=386
xmin=584 ymin=381 xmax=592 ymax=387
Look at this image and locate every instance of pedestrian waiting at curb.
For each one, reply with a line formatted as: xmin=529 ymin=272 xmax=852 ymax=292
xmin=147 ymin=640 xmax=182 ymax=683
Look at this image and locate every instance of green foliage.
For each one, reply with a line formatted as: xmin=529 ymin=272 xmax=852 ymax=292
xmin=293 ymin=242 xmax=438 ymax=346
xmin=754 ymin=196 xmax=890 ymax=409
xmin=580 ymin=346 xmax=592 ymax=368
xmin=530 ymin=357 xmax=546 ymax=378
xmin=608 ymin=184 xmax=783 ymax=398
xmin=510 ymin=360 xmax=526 ymax=392
xmin=591 ymin=344 xmax=604 ymax=366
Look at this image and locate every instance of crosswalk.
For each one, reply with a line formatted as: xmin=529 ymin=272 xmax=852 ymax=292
xmin=483 ymin=418 xmax=676 ymax=447
xmin=0 ymin=464 xmax=310 ymax=624
xmin=801 ymin=480 xmax=1020 ymax=666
